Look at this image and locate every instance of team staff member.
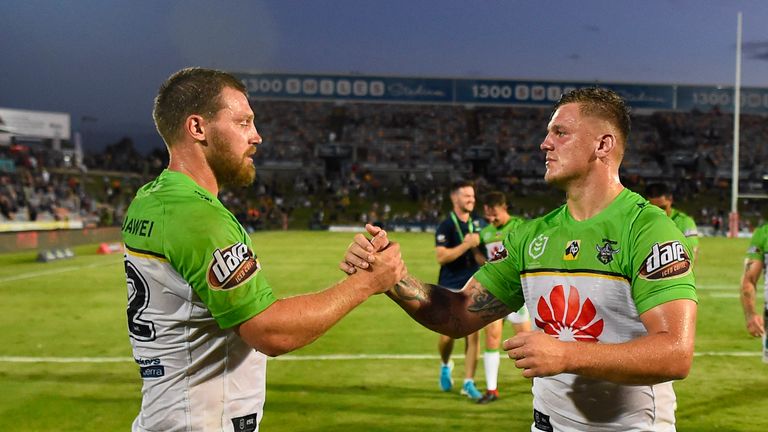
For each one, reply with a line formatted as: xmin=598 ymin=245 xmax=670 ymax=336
xmin=645 ymin=183 xmax=700 ymax=265
xmin=740 ymin=223 xmax=768 ymax=363
xmin=475 ymin=191 xmax=530 ymax=404
xmin=344 ymin=87 xmax=697 ymax=431
xmin=122 ymin=67 xmax=405 ymax=432
xmin=434 ymin=180 xmax=484 ymax=400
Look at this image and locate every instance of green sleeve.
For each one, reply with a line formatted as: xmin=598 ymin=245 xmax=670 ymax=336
xmin=164 ymin=200 xmax=277 ymax=329
xmin=630 ymin=209 xmax=698 ymax=315
xmin=479 ymin=224 xmax=494 ymax=247
xmin=746 ymin=225 xmax=768 ymax=261
xmin=473 ymin=230 xmax=525 ymax=311
xmin=678 ymin=214 xmax=700 ymax=251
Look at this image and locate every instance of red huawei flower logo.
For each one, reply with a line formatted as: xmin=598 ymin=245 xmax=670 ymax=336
xmin=534 ymin=285 xmax=604 ymax=342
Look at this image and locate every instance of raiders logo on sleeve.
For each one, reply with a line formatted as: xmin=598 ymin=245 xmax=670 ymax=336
xmin=489 ymin=245 xmax=508 ymax=263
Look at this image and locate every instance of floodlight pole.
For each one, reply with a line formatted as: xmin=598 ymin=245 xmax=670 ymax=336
xmin=729 ymin=12 xmax=742 ymax=238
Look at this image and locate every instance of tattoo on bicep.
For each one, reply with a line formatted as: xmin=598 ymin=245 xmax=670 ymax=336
xmin=467 ymin=282 xmax=510 ymax=320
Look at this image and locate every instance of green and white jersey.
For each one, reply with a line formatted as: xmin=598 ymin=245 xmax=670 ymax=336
xmin=479 ymin=216 xmax=525 ymax=261
xmin=122 ymin=170 xmax=277 ymax=432
xmin=670 ymin=208 xmax=699 ymax=253
xmin=480 ymin=216 xmax=529 ymax=320
xmin=475 ymin=188 xmax=697 ymax=432
xmin=746 ymin=223 xmax=768 ymax=306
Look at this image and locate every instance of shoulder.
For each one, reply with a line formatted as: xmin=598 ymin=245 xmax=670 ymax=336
xmin=751 ymin=224 xmax=768 ymax=244
xmin=505 ymin=206 xmax=563 ymax=246
xmin=755 ymin=224 xmax=768 ymax=236
xmin=672 ymin=208 xmax=696 ymax=224
xmin=436 ymin=217 xmax=453 ymax=232
xmin=617 ymin=189 xmax=667 ymax=226
xmin=633 ymin=202 xmax=680 ymax=235
xmin=527 ymin=204 xmax=566 ymax=229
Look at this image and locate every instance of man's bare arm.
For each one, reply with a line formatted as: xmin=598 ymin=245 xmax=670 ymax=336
xmin=504 ymin=298 xmax=697 ymax=385
xmin=740 ymin=258 xmax=766 ymax=337
xmin=238 ymin=240 xmax=406 ymax=357
xmin=386 ymin=275 xmax=512 ymax=338
xmin=435 ymin=235 xmax=479 ymax=266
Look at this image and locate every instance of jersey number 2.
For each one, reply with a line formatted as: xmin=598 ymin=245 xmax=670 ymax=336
xmin=125 ymin=260 xmax=157 ymax=341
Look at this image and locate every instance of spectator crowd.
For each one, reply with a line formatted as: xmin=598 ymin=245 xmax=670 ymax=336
xmin=2 ymin=101 xmax=767 ymax=232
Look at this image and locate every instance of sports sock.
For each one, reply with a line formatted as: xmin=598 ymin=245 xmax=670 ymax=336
xmin=483 ymin=350 xmax=500 ymax=391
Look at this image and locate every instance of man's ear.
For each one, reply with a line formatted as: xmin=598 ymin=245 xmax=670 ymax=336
xmin=595 ymin=133 xmax=617 ymax=159
xmin=184 ymin=115 xmax=207 ymax=143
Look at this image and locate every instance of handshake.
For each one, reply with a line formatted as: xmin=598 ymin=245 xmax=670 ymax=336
xmin=338 ymin=224 xmax=407 ymax=295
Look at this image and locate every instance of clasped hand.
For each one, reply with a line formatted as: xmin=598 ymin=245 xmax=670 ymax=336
xmin=338 ymin=224 xmax=406 ymax=294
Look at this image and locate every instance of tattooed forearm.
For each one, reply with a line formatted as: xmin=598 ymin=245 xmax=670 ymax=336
xmin=393 ymin=275 xmax=430 ymax=302
xmin=388 ymin=275 xmax=453 ymax=329
xmin=386 ymin=276 xmax=504 ymax=338
xmin=467 ymin=281 xmax=512 ymax=320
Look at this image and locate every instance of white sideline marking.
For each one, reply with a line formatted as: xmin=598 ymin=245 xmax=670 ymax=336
xmin=0 ymin=356 xmax=130 ymax=363
xmin=0 ymin=351 xmax=761 ymax=363
xmin=0 ymin=260 xmax=121 ymax=284
xmin=696 ymin=284 xmax=737 ymax=291
xmin=706 ymin=293 xmax=740 ymax=298
xmin=692 ymin=352 xmax=760 ymax=357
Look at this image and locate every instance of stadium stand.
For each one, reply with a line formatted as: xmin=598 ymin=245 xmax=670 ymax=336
xmin=3 ymin=101 xmax=768 ymax=234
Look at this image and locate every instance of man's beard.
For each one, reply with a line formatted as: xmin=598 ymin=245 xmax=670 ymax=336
xmin=207 ymin=131 xmax=256 ymax=188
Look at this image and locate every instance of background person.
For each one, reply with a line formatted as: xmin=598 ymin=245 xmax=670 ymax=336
xmin=740 ymin=222 xmax=768 ymax=363
xmin=475 ymin=190 xmax=530 ymax=403
xmin=433 ymin=180 xmax=484 ymax=400
xmin=645 ymin=182 xmax=700 ymax=265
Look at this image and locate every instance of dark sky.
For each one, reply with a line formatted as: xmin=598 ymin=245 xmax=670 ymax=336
xmin=2 ymin=0 xmax=768 ymax=153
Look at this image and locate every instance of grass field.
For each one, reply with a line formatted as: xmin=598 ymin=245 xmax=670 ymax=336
xmin=1 ymin=233 xmax=766 ymax=431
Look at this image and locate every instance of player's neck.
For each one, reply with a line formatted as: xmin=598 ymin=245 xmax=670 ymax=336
xmin=565 ymin=175 xmax=624 ymax=221
xmin=496 ymin=213 xmax=511 ymax=227
xmin=168 ymin=142 xmax=220 ymax=196
xmin=452 ymin=208 xmax=470 ymax=222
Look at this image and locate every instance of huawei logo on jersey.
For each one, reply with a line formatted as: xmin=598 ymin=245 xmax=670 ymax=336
xmin=535 ymin=285 xmax=604 ymax=342
xmin=207 ymin=242 xmax=260 ymax=290
xmin=639 ymin=241 xmax=690 ymax=280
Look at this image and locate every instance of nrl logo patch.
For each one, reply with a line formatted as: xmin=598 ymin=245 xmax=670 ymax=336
xmin=639 ymin=240 xmax=691 ymax=280
xmin=528 ymin=234 xmax=549 ymax=260
xmin=207 ymin=242 xmax=261 ymax=290
xmin=595 ymin=239 xmax=620 ymax=264
xmin=563 ymin=240 xmax=580 ymax=261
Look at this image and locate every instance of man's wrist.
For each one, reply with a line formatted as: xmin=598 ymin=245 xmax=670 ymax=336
xmin=346 ymin=270 xmax=382 ymax=298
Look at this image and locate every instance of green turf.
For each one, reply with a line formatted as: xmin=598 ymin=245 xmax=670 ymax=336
xmin=0 ymin=234 xmax=766 ymax=431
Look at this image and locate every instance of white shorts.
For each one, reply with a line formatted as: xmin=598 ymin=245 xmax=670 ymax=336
xmin=506 ymin=305 xmax=530 ymax=325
